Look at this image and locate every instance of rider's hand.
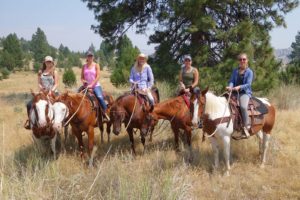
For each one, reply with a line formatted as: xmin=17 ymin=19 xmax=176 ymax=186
xmin=226 ymin=86 xmax=232 ymax=91
xmin=87 ymin=84 xmax=93 ymax=89
xmin=184 ymin=88 xmax=190 ymax=93
xmin=233 ymin=86 xmax=240 ymax=91
xmin=180 ymin=82 xmax=185 ymax=90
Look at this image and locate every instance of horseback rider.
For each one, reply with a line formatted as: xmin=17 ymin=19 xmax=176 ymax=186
xmin=226 ymin=53 xmax=253 ymax=138
xmin=178 ymin=55 xmax=199 ymax=95
xmin=129 ymin=53 xmax=155 ymax=107
xmin=24 ymin=55 xmax=59 ymax=129
xmin=81 ymin=50 xmax=110 ymax=121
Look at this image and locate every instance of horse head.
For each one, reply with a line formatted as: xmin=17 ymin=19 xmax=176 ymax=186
xmin=110 ymin=102 xmax=126 ymax=135
xmin=30 ymin=90 xmax=53 ymax=128
xmin=52 ymin=101 xmax=69 ymax=131
xmin=191 ymin=87 xmax=208 ymax=127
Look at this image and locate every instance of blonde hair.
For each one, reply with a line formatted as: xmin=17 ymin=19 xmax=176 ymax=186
xmin=39 ymin=61 xmax=55 ymax=76
xmin=134 ymin=54 xmax=148 ymax=72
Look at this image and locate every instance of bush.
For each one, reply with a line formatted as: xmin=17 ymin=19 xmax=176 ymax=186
xmin=33 ymin=62 xmax=41 ymax=73
xmin=1 ymin=67 xmax=10 ymax=79
xmin=63 ymin=67 xmax=76 ymax=87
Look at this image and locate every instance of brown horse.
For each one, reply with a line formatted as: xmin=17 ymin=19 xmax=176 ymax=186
xmin=141 ymin=93 xmax=200 ymax=160
xmin=29 ymin=90 xmax=59 ymax=159
xmin=192 ymin=88 xmax=276 ymax=175
xmin=55 ymin=92 xmax=101 ymax=166
xmin=109 ymin=88 xmax=159 ymax=154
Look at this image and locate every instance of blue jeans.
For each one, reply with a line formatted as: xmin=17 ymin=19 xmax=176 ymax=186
xmin=93 ymin=86 xmax=107 ymax=112
xmin=239 ymin=94 xmax=250 ymax=127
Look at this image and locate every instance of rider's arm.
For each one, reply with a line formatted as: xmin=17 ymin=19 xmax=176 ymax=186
xmin=129 ymin=67 xmax=136 ymax=84
xmin=81 ymin=65 xmax=86 ymax=84
xmin=178 ymin=68 xmax=184 ymax=87
xmin=191 ymin=68 xmax=199 ymax=88
xmin=38 ymin=71 xmax=43 ymax=90
xmin=51 ymin=70 xmax=59 ymax=92
xmin=147 ymin=66 xmax=154 ymax=88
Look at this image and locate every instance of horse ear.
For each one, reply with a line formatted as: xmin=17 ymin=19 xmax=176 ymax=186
xmin=202 ymin=87 xmax=209 ymax=95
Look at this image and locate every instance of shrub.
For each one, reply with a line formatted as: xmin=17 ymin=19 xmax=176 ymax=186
xmin=1 ymin=67 xmax=10 ymax=79
xmin=63 ymin=67 xmax=76 ymax=87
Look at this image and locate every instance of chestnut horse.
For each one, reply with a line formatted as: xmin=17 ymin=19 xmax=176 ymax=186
xmin=29 ymin=91 xmax=59 ymax=159
xmin=141 ymin=93 xmax=200 ymax=160
xmin=110 ymin=89 xmax=159 ymax=154
xmin=55 ymin=91 xmax=101 ymax=166
xmin=99 ymin=92 xmax=114 ymax=143
xmin=192 ymin=88 xmax=276 ymax=175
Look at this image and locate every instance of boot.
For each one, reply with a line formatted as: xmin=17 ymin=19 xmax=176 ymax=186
xmin=24 ymin=119 xmax=31 ymax=130
xmin=198 ymin=120 xmax=203 ymax=129
xmin=242 ymin=126 xmax=250 ymax=139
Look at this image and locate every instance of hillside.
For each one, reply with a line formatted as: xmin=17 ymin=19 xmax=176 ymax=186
xmin=0 ymin=69 xmax=300 ymax=199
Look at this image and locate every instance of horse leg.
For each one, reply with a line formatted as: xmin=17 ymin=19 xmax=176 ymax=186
xmin=260 ymin=132 xmax=271 ymax=168
xmin=128 ymin=128 xmax=136 ymax=155
xmin=256 ymin=130 xmax=263 ymax=158
xmin=100 ymin=123 xmax=104 ymax=144
xmin=88 ymin=126 xmax=97 ymax=167
xmin=140 ymin=131 xmax=146 ymax=154
xmin=50 ymin=132 xmax=58 ymax=160
xmin=184 ymin=127 xmax=193 ymax=162
xmin=72 ymin=127 xmax=84 ymax=159
xmin=171 ymin=124 xmax=180 ymax=152
xmin=106 ymin=121 xmax=111 ymax=143
xmin=222 ymin=135 xmax=231 ymax=176
xmin=209 ymin=137 xmax=220 ymax=170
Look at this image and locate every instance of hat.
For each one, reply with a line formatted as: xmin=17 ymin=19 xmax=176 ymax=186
xmin=137 ymin=53 xmax=147 ymax=59
xmin=183 ymin=55 xmax=192 ymax=61
xmin=44 ymin=56 xmax=54 ymax=63
xmin=86 ymin=51 xmax=94 ymax=56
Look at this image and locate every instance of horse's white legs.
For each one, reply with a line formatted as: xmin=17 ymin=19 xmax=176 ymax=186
xmin=260 ymin=133 xmax=271 ymax=168
xmin=222 ymin=135 xmax=231 ymax=175
xmin=50 ymin=133 xmax=57 ymax=160
xmin=256 ymin=130 xmax=263 ymax=157
xmin=209 ymin=137 xmax=219 ymax=169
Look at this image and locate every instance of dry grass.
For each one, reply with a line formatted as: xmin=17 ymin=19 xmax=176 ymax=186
xmin=0 ymin=70 xmax=300 ymax=199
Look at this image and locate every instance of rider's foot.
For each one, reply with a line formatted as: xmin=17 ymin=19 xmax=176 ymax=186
xmin=24 ymin=120 xmax=30 ymax=130
xmin=243 ymin=127 xmax=250 ymax=138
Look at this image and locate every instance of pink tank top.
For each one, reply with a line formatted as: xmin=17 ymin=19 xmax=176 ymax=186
xmin=83 ymin=63 xmax=100 ymax=88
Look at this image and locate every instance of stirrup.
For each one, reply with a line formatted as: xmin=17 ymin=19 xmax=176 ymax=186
xmin=243 ymin=127 xmax=250 ymax=138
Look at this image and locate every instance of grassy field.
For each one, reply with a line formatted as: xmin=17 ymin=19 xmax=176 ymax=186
xmin=0 ymin=69 xmax=300 ymax=199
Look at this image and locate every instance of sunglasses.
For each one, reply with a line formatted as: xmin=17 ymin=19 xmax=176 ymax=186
xmin=239 ymin=58 xmax=247 ymax=61
xmin=184 ymin=59 xmax=191 ymax=62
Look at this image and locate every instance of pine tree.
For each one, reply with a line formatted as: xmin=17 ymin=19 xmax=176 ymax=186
xmin=0 ymin=33 xmax=24 ymax=71
xmin=82 ymin=0 xmax=298 ymax=93
xmin=290 ymin=31 xmax=300 ymax=64
xmin=110 ymin=35 xmax=139 ymax=86
xmin=30 ymin=27 xmax=51 ymax=64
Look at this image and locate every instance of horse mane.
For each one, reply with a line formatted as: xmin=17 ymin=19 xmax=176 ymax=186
xmin=205 ymin=92 xmax=228 ymax=114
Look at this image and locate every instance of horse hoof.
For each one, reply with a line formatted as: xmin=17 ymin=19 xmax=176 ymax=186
xmin=260 ymin=163 xmax=265 ymax=169
xmin=224 ymin=171 xmax=230 ymax=176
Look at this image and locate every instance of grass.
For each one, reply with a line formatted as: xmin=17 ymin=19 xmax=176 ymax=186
xmin=0 ymin=70 xmax=300 ymax=199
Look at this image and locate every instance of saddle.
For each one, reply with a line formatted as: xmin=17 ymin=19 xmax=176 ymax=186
xmin=224 ymin=94 xmax=269 ymax=134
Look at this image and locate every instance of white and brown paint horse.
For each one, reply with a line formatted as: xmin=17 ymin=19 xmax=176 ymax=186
xmin=29 ymin=91 xmax=60 ymax=159
xmin=192 ymin=88 xmax=276 ymax=175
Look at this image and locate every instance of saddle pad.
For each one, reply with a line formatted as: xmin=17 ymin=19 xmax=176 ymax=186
xmin=250 ymin=97 xmax=268 ymax=115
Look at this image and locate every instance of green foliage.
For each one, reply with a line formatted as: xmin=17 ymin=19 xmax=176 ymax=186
xmin=279 ymin=63 xmax=300 ymax=85
xmin=33 ymin=62 xmax=41 ymax=73
xmin=0 ymin=33 xmax=24 ymax=71
xmin=97 ymin=40 xmax=116 ymax=69
xmin=63 ymin=67 xmax=76 ymax=87
xmin=30 ymin=27 xmax=51 ymax=63
xmin=290 ymin=31 xmax=300 ymax=64
xmin=83 ymin=0 xmax=298 ymax=93
xmin=1 ymin=67 xmax=10 ymax=79
xmin=110 ymin=35 xmax=139 ymax=86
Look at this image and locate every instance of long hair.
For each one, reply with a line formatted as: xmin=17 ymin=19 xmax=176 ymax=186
xmin=38 ymin=62 xmax=56 ymax=77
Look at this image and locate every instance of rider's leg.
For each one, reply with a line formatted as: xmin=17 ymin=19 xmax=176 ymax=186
xmin=239 ymin=94 xmax=250 ymax=137
xmin=93 ymin=86 xmax=109 ymax=120
xmin=25 ymin=99 xmax=32 ymax=129
xmin=146 ymin=89 xmax=155 ymax=106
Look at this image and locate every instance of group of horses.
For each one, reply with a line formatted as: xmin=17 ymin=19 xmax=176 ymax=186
xmin=28 ymin=87 xmax=276 ymax=175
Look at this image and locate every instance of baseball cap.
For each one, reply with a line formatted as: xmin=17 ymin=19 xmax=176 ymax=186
xmin=44 ymin=56 xmax=54 ymax=63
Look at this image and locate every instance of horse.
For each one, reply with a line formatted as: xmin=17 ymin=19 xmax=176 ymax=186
xmin=29 ymin=90 xmax=59 ymax=159
xmin=141 ymin=92 xmax=200 ymax=160
xmin=54 ymin=91 xmax=101 ymax=166
xmin=109 ymin=88 xmax=159 ymax=154
xmin=192 ymin=88 xmax=276 ymax=175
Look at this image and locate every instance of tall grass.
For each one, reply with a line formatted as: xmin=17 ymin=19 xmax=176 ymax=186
xmin=1 ymin=71 xmax=300 ymax=199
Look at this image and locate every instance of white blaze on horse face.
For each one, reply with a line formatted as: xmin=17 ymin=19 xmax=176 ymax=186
xmin=52 ymin=102 xmax=69 ymax=131
xmin=35 ymin=100 xmax=48 ymax=127
xmin=192 ymin=99 xmax=199 ymax=126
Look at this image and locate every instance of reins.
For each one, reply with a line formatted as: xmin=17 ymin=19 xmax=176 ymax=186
xmin=63 ymin=87 xmax=89 ymax=126
xmin=124 ymin=87 xmax=138 ymax=130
